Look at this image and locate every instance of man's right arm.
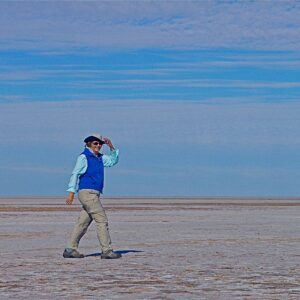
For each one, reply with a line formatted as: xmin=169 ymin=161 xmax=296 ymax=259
xmin=66 ymin=154 xmax=87 ymax=204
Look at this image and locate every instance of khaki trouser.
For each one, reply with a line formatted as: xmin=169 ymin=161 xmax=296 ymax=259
xmin=68 ymin=189 xmax=113 ymax=253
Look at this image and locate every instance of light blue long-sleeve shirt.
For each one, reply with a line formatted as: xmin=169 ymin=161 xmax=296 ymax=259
xmin=67 ymin=147 xmax=119 ymax=193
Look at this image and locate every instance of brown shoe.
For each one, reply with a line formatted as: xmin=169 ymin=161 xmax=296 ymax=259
xmin=101 ymin=250 xmax=122 ymax=259
xmin=63 ymin=248 xmax=84 ymax=258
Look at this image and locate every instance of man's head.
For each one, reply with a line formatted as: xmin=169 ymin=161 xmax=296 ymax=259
xmin=84 ymin=133 xmax=105 ymax=154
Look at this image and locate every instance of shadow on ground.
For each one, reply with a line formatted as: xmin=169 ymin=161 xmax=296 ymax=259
xmin=85 ymin=250 xmax=144 ymax=257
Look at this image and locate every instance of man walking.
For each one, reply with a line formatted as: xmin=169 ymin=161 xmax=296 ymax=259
xmin=63 ymin=133 xmax=121 ymax=259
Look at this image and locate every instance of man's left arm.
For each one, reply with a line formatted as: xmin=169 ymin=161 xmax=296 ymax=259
xmin=102 ymin=137 xmax=119 ymax=167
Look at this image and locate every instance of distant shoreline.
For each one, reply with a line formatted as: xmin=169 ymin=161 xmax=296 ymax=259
xmin=1 ymin=197 xmax=300 ymax=212
xmin=1 ymin=196 xmax=300 ymax=200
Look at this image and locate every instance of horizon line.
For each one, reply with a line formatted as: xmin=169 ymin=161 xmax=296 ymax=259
xmin=1 ymin=196 xmax=300 ymax=200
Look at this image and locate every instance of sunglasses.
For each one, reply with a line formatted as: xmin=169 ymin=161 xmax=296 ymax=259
xmin=91 ymin=141 xmax=105 ymax=146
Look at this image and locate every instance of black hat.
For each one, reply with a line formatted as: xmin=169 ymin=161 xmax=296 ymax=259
xmin=84 ymin=133 xmax=104 ymax=144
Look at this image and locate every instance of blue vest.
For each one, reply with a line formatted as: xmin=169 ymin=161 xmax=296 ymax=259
xmin=78 ymin=148 xmax=104 ymax=192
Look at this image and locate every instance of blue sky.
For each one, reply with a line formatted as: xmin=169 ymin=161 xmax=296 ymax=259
xmin=1 ymin=1 xmax=300 ymax=196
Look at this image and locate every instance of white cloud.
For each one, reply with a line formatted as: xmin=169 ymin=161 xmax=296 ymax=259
xmin=1 ymin=1 xmax=300 ymax=51
xmin=57 ymin=79 xmax=300 ymax=89
xmin=2 ymin=67 xmax=300 ymax=91
xmin=0 ymin=99 xmax=299 ymax=148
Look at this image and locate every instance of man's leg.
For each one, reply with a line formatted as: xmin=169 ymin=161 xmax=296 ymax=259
xmin=78 ymin=189 xmax=113 ymax=253
xmin=67 ymin=208 xmax=92 ymax=250
xmin=91 ymin=198 xmax=113 ymax=253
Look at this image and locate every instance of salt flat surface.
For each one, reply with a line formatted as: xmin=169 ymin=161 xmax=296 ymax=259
xmin=0 ymin=197 xmax=299 ymax=299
